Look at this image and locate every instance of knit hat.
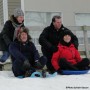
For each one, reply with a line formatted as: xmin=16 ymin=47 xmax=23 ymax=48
xmin=14 ymin=8 xmax=24 ymax=17
xmin=60 ymin=30 xmax=72 ymax=46
xmin=62 ymin=30 xmax=72 ymax=38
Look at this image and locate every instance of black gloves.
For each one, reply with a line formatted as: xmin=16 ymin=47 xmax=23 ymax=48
xmin=57 ymin=68 xmax=63 ymax=75
xmin=73 ymin=41 xmax=79 ymax=50
xmin=34 ymin=61 xmax=42 ymax=69
xmin=22 ymin=60 xmax=31 ymax=71
xmin=51 ymin=46 xmax=58 ymax=53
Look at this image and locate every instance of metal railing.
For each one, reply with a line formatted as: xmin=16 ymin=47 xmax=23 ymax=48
xmin=27 ymin=26 xmax=90 ymax=58
xmin=0 ymin=26 xmax=90 ymax=58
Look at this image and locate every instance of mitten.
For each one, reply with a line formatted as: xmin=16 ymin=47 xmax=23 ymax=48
xmin=51 ymin=46 xmax=58 ymax=53
xmin=34 ymin=61 xmax=42 ymax=69
xmin=73 ymin=41 xmax=78 ymax=49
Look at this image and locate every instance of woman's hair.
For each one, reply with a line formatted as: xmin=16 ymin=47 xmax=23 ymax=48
xmin=18 ymin=27 xmax=32 ymax=41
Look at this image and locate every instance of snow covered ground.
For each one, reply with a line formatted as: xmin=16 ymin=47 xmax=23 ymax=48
xmin=0 ymin=71 xmax=90 ymax=90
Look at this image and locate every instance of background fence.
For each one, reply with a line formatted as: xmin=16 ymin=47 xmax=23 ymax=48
xmin=26 ymin=26 xmax=90 ymax=58
xmin=0 ymin=26 xmax=90 ymax=66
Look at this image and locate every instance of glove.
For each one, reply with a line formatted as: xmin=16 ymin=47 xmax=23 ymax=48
xmin=34 ymin=61 xmax=42 ymax=69
xmin=51 ymin=46 xmax=58 ymax=53
xmin=73 ymin=41 xmax=78 ymax=50
xmin=57 ymin=68 xmax=63 ymax=75
xmin=22 ymin=60 xmax=31 ymax=71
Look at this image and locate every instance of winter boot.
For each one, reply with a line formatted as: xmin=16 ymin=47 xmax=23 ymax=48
xmin=42 ymin=69 xmax=46 ymax=78
xmin=24 ymin=70 xmax=32 ymax=77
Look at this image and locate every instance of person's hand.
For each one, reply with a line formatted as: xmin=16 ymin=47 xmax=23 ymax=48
xmin=51 ymin=46 xmax=58 ymax=53
xmin=34 ymin=61 xmax=42 ymax=69
xmin=73 ymin=41 xmax=78 ymax=50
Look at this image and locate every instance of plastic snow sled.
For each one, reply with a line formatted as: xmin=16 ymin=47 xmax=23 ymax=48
xmin=62 ymin=69 xmax=90 ymax=75
xmin=31 ymin=71 xmax=42 ymax=77
xmin=17 ymin=71 xmax=57 ymax=78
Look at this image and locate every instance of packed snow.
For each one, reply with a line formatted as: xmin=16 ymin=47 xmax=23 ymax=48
xmin=0 ymin=71 xmax=90 ymax=90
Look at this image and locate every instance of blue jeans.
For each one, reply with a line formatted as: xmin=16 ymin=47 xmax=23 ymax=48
xmin=0 ymin=51 xmax=10 ymax=62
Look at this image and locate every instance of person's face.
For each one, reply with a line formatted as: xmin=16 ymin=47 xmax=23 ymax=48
xmin=53 ymin=18 xmax=62 ymax=30
xmin=16 ymin=16 xmax=24 ymax=23
xmin=20 ymin=32 xmax=28 ymax=42
xmin=63 ymin=35 xmax=71 ymax=43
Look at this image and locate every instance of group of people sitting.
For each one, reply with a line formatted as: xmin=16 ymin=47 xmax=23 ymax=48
xmin=0 ymin=8 xmax=90 ymax=77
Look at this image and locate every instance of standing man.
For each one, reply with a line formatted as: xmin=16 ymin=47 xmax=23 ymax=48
xmin=39 ymin=15 xmax=78 ymax=73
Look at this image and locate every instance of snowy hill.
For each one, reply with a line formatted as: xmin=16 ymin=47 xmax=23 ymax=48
xmin=0 ymin=71 xmax=90 ymax=90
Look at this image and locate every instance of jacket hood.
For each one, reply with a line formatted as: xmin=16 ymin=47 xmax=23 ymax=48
xmin=10 ymin=15 xmax=24 ymax=25
xmin=60 ymin=41 xmax=72 ymax=47
xmin=59 ymin=30 xmax=73 ymax=47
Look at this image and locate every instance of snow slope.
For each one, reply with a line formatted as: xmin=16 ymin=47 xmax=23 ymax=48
xmin=0 ymin=71 xmax=90 ymax=90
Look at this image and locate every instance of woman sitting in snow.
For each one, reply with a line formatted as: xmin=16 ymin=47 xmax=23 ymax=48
xmin=9 ymin=27 xmax=47 ymax=77
xmin=51 ymin=30 xmax=90 ymax=74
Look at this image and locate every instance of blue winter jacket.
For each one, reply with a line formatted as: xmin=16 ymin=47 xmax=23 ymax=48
xmin=9 ymin=41 xmax=40 ymax=65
